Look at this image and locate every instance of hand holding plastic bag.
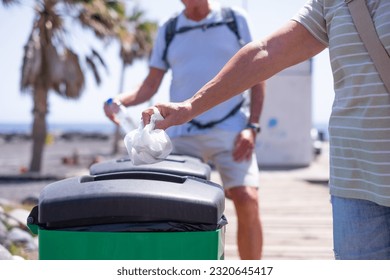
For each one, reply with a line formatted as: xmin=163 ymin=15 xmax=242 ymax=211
xmin=124 ymin=107 xmax=173 ymax=165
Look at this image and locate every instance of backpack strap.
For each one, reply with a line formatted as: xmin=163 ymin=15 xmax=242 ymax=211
xmin=187 ymin=99 xmax=245 ymax=131
xmin=221 ymin=7 xmax=245 ymax=47
xmin=162 ymin=15 xmax=179 ymax=68
xmin=162 ymin=7 xmax=244 ymax=68
xmin=345 ymin=0 xmax=390 ymax=93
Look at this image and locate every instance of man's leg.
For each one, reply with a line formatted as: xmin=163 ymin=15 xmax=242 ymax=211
xmin=171 ymin=130 xmax=263 ymax=259
xmin=226 ymin=186 xmax=263 ymax=259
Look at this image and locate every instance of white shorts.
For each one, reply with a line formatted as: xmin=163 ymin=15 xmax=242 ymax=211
xmin=171 ymin=129 xmax=259 ymax=189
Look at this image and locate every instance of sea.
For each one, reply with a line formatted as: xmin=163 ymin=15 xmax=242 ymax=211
xmin=0 ymin=122 xmax=330 ymax=140
xmin=0 ymin=122 xmax=116 ymax=135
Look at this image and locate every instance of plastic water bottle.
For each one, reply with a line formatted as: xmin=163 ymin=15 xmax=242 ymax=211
xmin=106 ymin=98 xmax=135 ymax=133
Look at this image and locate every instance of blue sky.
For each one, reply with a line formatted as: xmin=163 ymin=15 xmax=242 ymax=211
xmin=0 ymin=0 xmax=333 ymax=127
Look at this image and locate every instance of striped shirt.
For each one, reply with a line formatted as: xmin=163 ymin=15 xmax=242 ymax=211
xmin=293 ymin=0 xmax=390 ymax=206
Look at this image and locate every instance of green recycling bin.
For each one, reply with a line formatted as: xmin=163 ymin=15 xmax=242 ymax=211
xmin=27 ymin=172 xmax=226 ymax=260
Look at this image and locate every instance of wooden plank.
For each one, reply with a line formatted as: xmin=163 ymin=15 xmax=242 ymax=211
xmin=211 ymin=143 xmax=333 ymax=260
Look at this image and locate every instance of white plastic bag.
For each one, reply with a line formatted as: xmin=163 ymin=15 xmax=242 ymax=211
xmin=124 ymin=107 xmax=173 ymax=165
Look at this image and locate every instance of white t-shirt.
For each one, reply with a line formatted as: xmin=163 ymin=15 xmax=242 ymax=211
xmin=149 ymin=3 xmax=253 ymax=138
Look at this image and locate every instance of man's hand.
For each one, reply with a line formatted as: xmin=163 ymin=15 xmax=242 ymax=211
xmin=142 ymin=101 xmax=193 ymax=130
xmin=233 ymin=128 xmax=257 ymax=162
xmin=103 ymin=98 xmax=121 ymax=125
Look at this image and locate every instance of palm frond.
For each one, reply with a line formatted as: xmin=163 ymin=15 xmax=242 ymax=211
xmin=85 ymin=55 xmax=101 ymax=85
xmin=118 ymin=6 xmax=157 ymax=65
xmin=62 ymin=49 xmax=85 ymax=99
xmin=91 ymin=48 xmax=108 ymax=71
xmin=77 ymin=0 xmax=126 ymax=38
xmin=17 ymin=0 xmax=156 ymax=97
xmin=21 ymin=31 xmax=42 ymax=91
xmin=1 ymin=0 xmax=19 ymax=7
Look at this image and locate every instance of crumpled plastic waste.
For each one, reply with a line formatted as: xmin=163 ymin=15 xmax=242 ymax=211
xmin=124 ymin=107 xmax=173 ymax=165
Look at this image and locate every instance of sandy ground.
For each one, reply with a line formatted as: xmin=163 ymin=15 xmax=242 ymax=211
xmin=0 ymin=136 xmax=122 ymax=202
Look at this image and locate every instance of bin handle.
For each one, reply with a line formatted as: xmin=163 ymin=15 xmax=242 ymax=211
xmin=27 ymin=206 xmax=40 ymax=234
xmin=116 ymin=157 xmax=185 ymax=164
xmin=80 ymin=171 xmax=188 ymax=184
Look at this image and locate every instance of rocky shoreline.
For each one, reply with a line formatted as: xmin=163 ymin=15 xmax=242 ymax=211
xmin=0 ymin=200 xmax=38 ymax=260
xmin=0 ymin=134 xmax=123 ymax=260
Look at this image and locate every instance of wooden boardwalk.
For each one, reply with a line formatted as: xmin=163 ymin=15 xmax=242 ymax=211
xmin=212 ymin=144 xmax=334 ymax=260
xmin=0 ymin=139 xmax=333 ymax=260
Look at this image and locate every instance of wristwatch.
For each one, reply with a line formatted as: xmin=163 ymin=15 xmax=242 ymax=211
xmin=246 ymin=122 xmax=261 ymax=133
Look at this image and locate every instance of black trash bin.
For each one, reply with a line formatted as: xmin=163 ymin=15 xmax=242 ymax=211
xmin=27 ymin=172 xmax=226 ymax=260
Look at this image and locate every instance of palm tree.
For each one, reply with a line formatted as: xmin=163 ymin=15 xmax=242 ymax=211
xmin=112 ymin=6 xmax=157 ymax=154
xmin=1 ymin=0 xmax=151 ymax=172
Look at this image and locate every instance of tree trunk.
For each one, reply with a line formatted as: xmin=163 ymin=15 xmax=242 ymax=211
xmin=112 ymin=126 xmax=121 ymax=155
xmin=29 ymin=20 xmax=52 ymax=173
xmin=29 ymin=86 xmax=48 ymax=173
xmin=111 ymin=61 xmax=126 ymax=155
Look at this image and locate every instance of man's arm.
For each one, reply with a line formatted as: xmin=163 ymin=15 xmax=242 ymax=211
xmin=117 ymin=67 xmax=165 ymax=106
xmin=233 ymin=81 xmax=265 ymax=162
xmin=105 ymin=67 xmax=165 ymax=124
xmin=248 ymin=82 xmax=265 ymax=125
xmin=143 ymin=21 xmax=326 ymax=129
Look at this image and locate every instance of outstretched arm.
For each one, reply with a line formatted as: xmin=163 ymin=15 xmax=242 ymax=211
xmin=143 ymin=21 xmax=326 ymax=129
xmin=104 ymin=67 xmax=165 ymax=125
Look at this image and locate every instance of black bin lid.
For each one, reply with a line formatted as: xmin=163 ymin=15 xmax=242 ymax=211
xmin=35 ymin=172 xmax=224 ymax=229
xmin=89 ymin=154 xmax=211 ymax=180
